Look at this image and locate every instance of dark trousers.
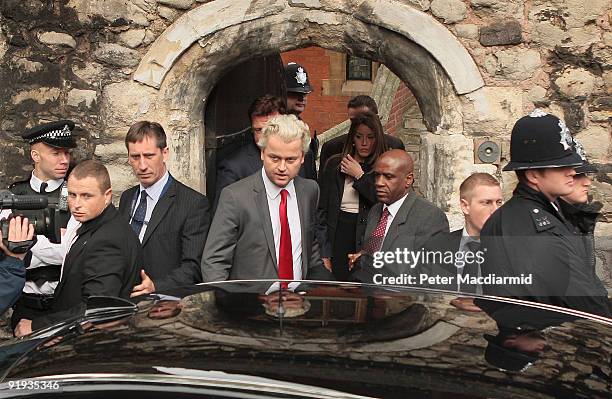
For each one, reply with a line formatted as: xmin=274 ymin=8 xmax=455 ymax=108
xmin=332 ymin=211 xmax=358 ymax=281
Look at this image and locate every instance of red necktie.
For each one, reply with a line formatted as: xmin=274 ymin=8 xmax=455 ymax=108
xmin=278 ymin=189 xmax=293 ymax=287
xmin=364 ymin=207 xmax=390 ymax=254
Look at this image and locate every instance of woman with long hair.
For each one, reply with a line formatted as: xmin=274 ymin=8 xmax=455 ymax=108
xmin=317 ymin=111 xmax=388 ymax=280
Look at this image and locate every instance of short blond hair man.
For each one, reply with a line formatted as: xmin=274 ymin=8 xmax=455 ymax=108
xmin=201 ymin=114 xmax=332 ymax=290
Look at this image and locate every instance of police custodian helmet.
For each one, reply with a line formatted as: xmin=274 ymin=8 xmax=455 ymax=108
xmin=21 ymin=120 xmax=76 ymax=149
xmin=503 ymin=109 xmax=582 ymax=171
xmin=284 ymin=62 xmax=312 ymax=94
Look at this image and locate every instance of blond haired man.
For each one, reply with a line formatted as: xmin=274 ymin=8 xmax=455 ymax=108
xmin=201 ymin=114 xmax=332 ymax=290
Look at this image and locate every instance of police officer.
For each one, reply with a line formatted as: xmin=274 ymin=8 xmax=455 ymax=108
xmin=284 ymin=62 xmax=317 ymax=180
xmin=7 ymin=120 xmax=76 ymax=328
xmin=480 ymin=109 xmax=610 ymax=317
xmin=559 ymin=140 xmax=601 ymax=285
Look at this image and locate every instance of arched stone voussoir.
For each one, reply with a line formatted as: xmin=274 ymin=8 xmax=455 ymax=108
xmin=134 ymin=0 xmax=484 ymax=95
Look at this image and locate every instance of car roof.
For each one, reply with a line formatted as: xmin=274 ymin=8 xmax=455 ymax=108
xmin=1 ymin=281 xmax=610 ymax=398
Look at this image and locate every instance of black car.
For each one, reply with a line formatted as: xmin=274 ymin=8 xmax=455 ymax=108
xmin=0 ymin=281 xmax=610 ymax=398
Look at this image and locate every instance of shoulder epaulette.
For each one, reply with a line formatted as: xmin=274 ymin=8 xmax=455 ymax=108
xmin=529 ymin=207 xmax=554 ymax=232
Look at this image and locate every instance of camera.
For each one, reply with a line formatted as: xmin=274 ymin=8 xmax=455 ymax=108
xmin=0 ymin=189 xmax=67 ymax=252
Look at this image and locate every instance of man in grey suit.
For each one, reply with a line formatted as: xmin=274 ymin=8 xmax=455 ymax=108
xmin=351 ymin=150 xmax=449 ymax=284
xmin=202 ymin=114 xmax=332 ymax=290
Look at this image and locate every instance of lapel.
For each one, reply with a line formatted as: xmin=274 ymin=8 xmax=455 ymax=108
xmin=120 ymin=185 xmax=138 ymax=218
xmin=382 ymin=191 xmax=416 ymax=251
xmin=294 ymin=177 xmax=308 ymax=274
xmin=142 ymin=178 xmax=176 ymax=245
xmin=364 ymin=203 xmax=382 ymax=245
xmin=253 ymin=173 xmax=278 ymax=269
xmin=333 ymin=168 xmax=344 ymax=201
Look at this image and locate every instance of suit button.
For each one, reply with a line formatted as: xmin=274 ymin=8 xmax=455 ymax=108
xmin=360 ymin=218 xmax=366 ymax=223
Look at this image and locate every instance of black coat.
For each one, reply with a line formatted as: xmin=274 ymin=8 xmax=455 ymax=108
xmin=319 ymin=133 xmax=404 ymax=177
xmin=31 ymin=205 xmax=142 ymax=330
xmin=559 ymin=200 xmax=601 ymax=274
xmin=119 ymin=176 xmax=210 ymax=292
xmin=316 ymin=156 xmax=377 ymax=258
xmin=480 ymin=182 xmax=610 ymax=317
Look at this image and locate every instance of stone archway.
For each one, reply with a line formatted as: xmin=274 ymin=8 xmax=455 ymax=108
xmin=129 ymin=0 xmax=485 ymax=211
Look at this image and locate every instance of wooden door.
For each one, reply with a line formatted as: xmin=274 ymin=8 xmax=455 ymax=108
xmin=204 ymin=54 xmax=285 ymax=200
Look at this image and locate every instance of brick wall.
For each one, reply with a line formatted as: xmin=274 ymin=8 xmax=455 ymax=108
xmin=281 ymin=47 xmax=352 ymax=135
xmin=384 ymin=82 xmax=413 ymax=135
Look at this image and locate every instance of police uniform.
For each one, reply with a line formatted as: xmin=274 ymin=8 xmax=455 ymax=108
xmin=284 ymin=62 xmax=318 ymax=180
xmin=7 ymin=120 xmax=76 ymax=328
xmin=480 ymin=110 xmax=611 ymax=318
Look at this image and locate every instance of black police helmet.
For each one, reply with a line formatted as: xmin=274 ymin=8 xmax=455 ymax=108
xmin=503 ymin=109 xmax=582 ymax=171
xmin=21 ymin=120 xmax=76 ymax=149
xmin=285 ymin=62 xmax=312 ymax=94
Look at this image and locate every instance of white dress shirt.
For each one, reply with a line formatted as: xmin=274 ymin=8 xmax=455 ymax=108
xmin=382 ymin=192 xmax=409 ymax=238
xmin=24 ymin=215 xmax=80 ymax=294
xmin=129 ymin=170 xmax=170 ymax=242
xmin=30 ymin=172 xmax=64 ymax=193
xmin=261 ymin=169 xmax=302 ymax=293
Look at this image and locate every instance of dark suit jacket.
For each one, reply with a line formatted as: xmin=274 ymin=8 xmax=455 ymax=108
xmin=214 ymin=139 xmax=318 ymax=210
xmin=201 ymin=172 xmax=332 ymax=282
xmin=119 ymin=176 xmax=210 ymax=292
xmin=319 ymin=133 xmax=404 ymax=176
xmin=316 ymin=156 xmax=377 ymax=258
xmin=353 ymin=190 xmax=449 ymax=283
xmin=32 ymin=205 xmax=142 ymax=330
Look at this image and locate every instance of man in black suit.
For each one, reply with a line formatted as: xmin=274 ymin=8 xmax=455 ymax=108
xmin=319 ymin=95 xmax=405 ymax=175
xmin=427 ymin=173 xmax=503 ymax=294
xmin=119 ymin=121 xmax=210 ymax=296
xmin=15 ymin=161 xmax=142 ymax=335
xmin=214 ymin=95 xmax=285 ymax=208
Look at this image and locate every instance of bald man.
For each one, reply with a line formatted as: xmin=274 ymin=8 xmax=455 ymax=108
xmin=351 ymin=150 xmax=449 ymax=284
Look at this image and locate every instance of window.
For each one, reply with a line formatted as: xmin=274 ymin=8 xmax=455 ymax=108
xmin=346 ymin=55 xmax=372 ymax=81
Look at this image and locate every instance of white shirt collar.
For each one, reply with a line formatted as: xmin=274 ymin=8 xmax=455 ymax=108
xmin=30 ymin=171 xmax=64 ymax=193
xmin=383 ymin=192 xmax=409 ymax=217
xmin=139 ymin=169 xmax=169 ymax=202
xmin=261 ymin=168 xmax=296 ymax=200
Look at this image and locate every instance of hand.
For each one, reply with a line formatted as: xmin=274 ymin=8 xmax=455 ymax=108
xmin=348 ymin=252 xmax=363 ymax=270
xmin=322 ymin=257 xmax=332 ymax=272
xmin=340 ymin=154 xmax=364 ymax=179
xmin=450 ymin=297 xmax=482 ymax=312
xmin=0 ymin=216 xmax=34 ymax=260
xmin=15 ymin=319 xmax=32 ymax=337
xmin=130 ymin=269 xmax=156 ymax=298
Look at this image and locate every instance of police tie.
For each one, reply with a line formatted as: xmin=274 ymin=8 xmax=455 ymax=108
xmin=130 ymin=190 xmax=147 ymax=236
xmin=278 ymin=189 xmax=293 ymax=288
xmin=39 ymin=182 xmax=48 ymax=194
xmin=364 ymin=207 xmax=390 ymax=254
xmin=461 ymin=240 xmax=481 ymax=294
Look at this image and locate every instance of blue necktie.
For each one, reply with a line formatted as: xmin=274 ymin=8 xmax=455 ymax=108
xmin=130 ymin=190 xmax=147 ymax=236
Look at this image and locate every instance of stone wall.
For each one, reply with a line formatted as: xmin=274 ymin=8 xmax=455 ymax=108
xmin=0 ymin=0 xmax=610 ymax=287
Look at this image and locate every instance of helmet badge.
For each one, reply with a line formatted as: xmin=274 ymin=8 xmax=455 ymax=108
xmin=558 ymin=119 xmax=573 ymax=151
xmin=295 ymin=67 xmax=308 ymax=85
